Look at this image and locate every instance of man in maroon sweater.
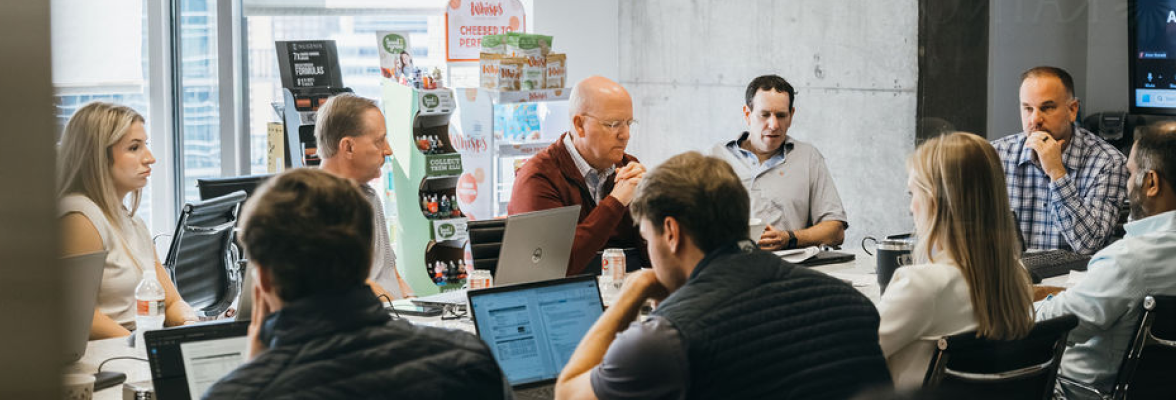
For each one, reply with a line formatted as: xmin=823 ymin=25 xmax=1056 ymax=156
xmin=508 ymin=76 xmax=649 ymax=276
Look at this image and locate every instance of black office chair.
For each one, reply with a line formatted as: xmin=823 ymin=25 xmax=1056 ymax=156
xmin=467 ymin=219 xmax=506 ymax=277
xmin=163 ymin=191 xmax=248 ymax=318
xmin=923 ymin=314 xmax=1079 ymax=400
xmin=1059 ymin=295 xmax=1176 ymax=399
xmin=196 ymin=174 xmax=273 ymax=201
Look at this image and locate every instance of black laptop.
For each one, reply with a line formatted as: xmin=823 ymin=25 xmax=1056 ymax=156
xmin=144 ymin=321 xmax=249 ymax=399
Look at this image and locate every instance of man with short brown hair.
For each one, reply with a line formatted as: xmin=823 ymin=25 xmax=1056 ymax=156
xmin=992 ymin=66 xmax=1128 ymax=254
xmin=555 ymin=152 xmax=891 ymax=400
xmin=203 ymin=168 xmax=508 ymax=399
xmin=315 ymin=93 xmax=413 ymax=298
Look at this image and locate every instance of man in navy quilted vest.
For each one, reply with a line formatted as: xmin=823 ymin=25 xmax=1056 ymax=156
xmin=555 ymin=151 xmax=892 ymax=400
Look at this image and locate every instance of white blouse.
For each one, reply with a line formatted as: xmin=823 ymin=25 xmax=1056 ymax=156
xmin=60 ymin=194 xmax=156 ymax=330
xmin=877 ymin=262 xmax=977 ymax=389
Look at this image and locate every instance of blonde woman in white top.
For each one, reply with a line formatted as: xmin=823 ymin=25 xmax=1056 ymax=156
xmin=58 ymin=102 xmax=196 ymax=339
xmin=877 ymin=132 xmax=1035 ymax=388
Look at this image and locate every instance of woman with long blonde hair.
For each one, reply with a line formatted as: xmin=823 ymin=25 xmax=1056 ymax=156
xmin=59 ymin=102 xmax=195 ymax=339
xmin=877 ymin=132 xmax=1035 ymax=388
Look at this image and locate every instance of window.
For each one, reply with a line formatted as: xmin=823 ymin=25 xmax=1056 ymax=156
xmin=52 ymin=0 xmax=156 ymax=229
xmin=178 ymin=0 xmax=222 ymax=203
xmin=244 ymin=13 xmax=450 ymax=174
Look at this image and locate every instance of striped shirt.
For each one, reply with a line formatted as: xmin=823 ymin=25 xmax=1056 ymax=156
xmin=991 ymin=125 xmax=1128 ymax=254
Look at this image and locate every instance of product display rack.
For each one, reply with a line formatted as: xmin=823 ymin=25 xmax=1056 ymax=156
xmin=381 ymin=81 xmax=470 ymax=295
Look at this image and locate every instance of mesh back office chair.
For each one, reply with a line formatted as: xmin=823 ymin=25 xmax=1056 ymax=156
xmin=1059 ymin=295 xmax=1176 ymax=399
xmin=923 ymin=314 xmax=1079 ymax=400
xmin=467 ymin=219 xmax=506 ymax=277
xmin=196 ymin=174 xmax=273 ymax=201
xmin=196 ymin=174 xmax=271 ymax=267
xmin=163 ymin=191 xmax=247 ymax=318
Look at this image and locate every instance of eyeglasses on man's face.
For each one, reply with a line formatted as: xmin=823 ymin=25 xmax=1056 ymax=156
xmin=582 ymin=114 xmax=638 ymax=131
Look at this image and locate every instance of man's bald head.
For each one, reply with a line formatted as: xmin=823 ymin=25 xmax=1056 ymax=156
xmin=569 ymin=76 xmax=632 ymax=119
xmin=568 ymin=76 xmax=635 ymax=170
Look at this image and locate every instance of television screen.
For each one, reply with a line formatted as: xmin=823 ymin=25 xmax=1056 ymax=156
xmin=1130 ymin=0 xmax=1176 ymax=114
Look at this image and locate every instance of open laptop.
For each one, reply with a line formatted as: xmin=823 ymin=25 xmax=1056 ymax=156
xmin=413 ymin=205 xmax=580 ymax=307
xmin=467 ymin=275 xmax=604 ymax=400
xmin=494 ymin=205 xmax=581 ymax=286
xmin=63 ymin=251 xmax=107 ymax=364
xmin=144 ymin=320 xmax=249 ymax=400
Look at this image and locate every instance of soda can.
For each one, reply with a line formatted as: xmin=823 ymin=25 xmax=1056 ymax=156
xmin=469 ymin=269 xmax=493 ymax=289
xmin=602 ymin=248 xmax=626 ymax=282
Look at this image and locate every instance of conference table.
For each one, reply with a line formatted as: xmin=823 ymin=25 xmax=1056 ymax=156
xmin=69 ymin=248 xmax=1079 ymax=399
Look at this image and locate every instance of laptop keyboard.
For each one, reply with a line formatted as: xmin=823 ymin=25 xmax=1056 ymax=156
xmin=1022 ymin=249 xmax=1091 ymax=282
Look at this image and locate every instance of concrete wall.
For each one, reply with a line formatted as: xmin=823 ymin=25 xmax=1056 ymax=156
xmin=530 ymin=0 xmax=620 ymax=84
xmin=619 ymin=0 xmax=919 ymax=246
xmin=988 ymin=0 xmax=1130 ymax=139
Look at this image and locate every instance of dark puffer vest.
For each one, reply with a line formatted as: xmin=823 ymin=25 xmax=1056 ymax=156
xmin=202 ymin=286 xmax=508 ymax=400
xmin=653 ymin=243 xmax=892 ymax=400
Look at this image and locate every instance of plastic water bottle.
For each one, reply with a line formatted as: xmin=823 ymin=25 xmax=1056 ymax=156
xmin=134 ymin=270 xmax=166 ymax=347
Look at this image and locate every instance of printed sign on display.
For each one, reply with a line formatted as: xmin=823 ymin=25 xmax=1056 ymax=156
xmin=425 ymin=153 xmax=464 ymax=176
xmin=445 ymin=0 xmax=526 ymax=62
xmin=432 ymin=218 xmax=469 ymax=241
xmin=275 ymin=40 xmax=343 ymax=89
xmin=418 ymin=89 xmax=456 ymax=115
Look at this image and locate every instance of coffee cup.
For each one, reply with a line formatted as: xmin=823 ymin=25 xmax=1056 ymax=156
xmin=862 ymin=233 xmax=916 ymax=295
xmin=748 ymin=218 xmax=767 ymax=242
xmin=62 ymin=373 xmax=95 ymax=400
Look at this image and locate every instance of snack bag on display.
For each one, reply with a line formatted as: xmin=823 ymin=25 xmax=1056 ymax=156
xmin=545 ymin=53 xmax=566 ymax=89
xmin=479 ymin=53 xmax=502 ymax=89
xmin=481 ymin=34 xmax=505 ymax=55
xmin=498 ymin=58 xmax=523 ymax=91
xmin=503 ymin=32 xmax=523 ymax=56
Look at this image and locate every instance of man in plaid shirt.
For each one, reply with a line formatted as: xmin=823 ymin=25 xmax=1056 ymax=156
xmin=992 ymin=66 xmax=1128 ymax=255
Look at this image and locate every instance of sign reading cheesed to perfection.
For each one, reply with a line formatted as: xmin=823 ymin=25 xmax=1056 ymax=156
xmin=446 ymin=0 xmax=525 ymax=62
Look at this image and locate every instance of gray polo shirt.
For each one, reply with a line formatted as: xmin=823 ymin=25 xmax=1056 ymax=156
xmin=590 ymin=316 xmax=688 ymax=400
xmin=360 ymin=184 xmax=404 ymax=298
xmin=710 ymin=133 xmax=848 ymax=232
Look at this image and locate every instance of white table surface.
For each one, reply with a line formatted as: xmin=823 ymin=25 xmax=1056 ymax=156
xmin=70 ymin=248 xmax=1077 ymax=399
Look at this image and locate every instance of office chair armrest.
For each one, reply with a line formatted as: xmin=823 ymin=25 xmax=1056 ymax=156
xmin=943 ymin=358 xmax=1052 ymax=381
xmin=1056 ymin=375 xmax=1109 ymax=400
xmin=185 ymin=221 xmax=237 ymax=235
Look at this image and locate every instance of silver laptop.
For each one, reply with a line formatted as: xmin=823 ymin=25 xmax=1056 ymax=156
xmin=63 ymin=251 xmax=107 ymax=364
xmin=493 ymin=205 xmax=580 ymax=286
xmin=413 ymin=205 xmax=580 ymax=307
xmin=467 ymin=275 xmax=604 ymax=399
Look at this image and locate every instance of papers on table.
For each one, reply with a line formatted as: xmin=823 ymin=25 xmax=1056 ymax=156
xmin=772 ymin=246 xmax=821 ymax=263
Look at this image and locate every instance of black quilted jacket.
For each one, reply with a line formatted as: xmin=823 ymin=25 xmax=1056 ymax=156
xmin=202 ymin=286 xmax=509 ymax=400
xmin=653 ymin=242 xmax=893 ymax=400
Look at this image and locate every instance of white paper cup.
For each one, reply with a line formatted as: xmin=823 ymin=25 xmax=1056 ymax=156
xmin=748 ymin=218 xmax=767 ymax=242
xmin=62 ymin=373 xmax=94 ymax=400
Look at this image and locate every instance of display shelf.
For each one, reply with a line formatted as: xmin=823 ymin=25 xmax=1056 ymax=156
xmin=453 ymin=87 xmax=571 ymax=218
xmin=382 ymin=81 xmax=468 ymax=295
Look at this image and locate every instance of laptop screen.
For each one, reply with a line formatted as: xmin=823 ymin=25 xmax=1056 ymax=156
xmin=468 ymin=276 xmax=604 ymax=386
xmin=145 ymin=321 xmax=249 ymax=400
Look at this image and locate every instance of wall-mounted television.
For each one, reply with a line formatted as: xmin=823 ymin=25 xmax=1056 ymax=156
xmin=1130 ymin=0 xmax=1176 ymax=115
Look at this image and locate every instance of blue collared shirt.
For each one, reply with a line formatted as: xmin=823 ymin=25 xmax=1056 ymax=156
xmin=1035 ymin=210 xmax=1176 ymax=398
xmin=563 ymin=134 xmax=615 ymax=204
xmin=992 ymin=125 xmax=1128 ymax=254
xmin=724 ymin=134 xmax=788 ymax=177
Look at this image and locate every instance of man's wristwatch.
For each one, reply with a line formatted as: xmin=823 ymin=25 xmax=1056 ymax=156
xmin=785 ymin=230 xmax=798 ymax=250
